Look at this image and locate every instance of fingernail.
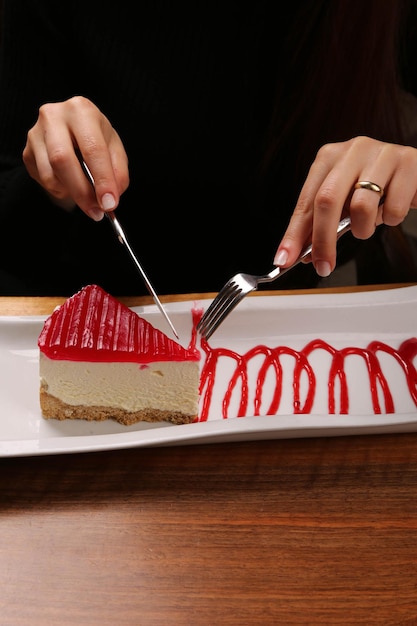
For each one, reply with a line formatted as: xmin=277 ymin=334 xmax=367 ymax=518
xmin=315 ymin=261 xmax=331 ymax=277
xmin=88 ymin=208 xmax=105 ymax=221
xmin=101 ymin=193 xmax=116 ymax=210
xmin=274 ymin=249 xmax=289 ymax=266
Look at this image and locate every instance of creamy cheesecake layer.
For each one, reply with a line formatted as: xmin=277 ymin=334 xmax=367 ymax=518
xmin=40 ymin=353 xmax=199 ymax=415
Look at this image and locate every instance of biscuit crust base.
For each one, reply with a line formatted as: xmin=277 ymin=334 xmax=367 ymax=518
xmin=40 ymin=388 xmax=197 ymax=426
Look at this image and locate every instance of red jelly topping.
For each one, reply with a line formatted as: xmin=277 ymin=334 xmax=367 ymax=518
xmin=38 ymin=284 xmax=200 ymax=363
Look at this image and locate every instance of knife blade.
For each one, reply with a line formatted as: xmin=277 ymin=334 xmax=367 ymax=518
xmin=81 ymin=161 xmax=179 ymax=339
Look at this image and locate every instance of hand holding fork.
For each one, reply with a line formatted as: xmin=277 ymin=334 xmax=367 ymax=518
xmin=197 ymin=217 xmax=352 ymax=340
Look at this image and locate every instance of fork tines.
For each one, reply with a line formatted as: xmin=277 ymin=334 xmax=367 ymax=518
xmin=197 ymin=279 xmax=244 ymax=339
xmin=197 ymin=279 xmax=248 ymax=340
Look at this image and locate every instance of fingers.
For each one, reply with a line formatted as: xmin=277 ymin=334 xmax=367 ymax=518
xmin=274 ymin=140 xmax=351 ymax=275
xmin=274 ymin=137 xmax=417 ymax=277
xmin=371 ymin=145 xmax=417 ymax=225
xmin=349 ymin=143 xmax=417 ymax=236
xmin=22 ymin=96 xmax=129 ymax=220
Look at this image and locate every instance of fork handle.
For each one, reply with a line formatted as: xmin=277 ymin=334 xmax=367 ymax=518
xmin=261 ymin=216 xmax=352 ymax=283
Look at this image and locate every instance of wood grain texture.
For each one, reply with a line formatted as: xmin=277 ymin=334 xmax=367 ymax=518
xmin=1 ymin=436 xmax=417 ymax=625
xmin=1 ymin=287 xmax=416 ymax=625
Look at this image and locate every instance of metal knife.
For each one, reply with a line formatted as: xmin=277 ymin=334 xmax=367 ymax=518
xmin=81 ymin=161 xmax=179 ymax=339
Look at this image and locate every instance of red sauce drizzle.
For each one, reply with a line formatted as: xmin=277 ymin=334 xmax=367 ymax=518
xmin=195 ymin=307 xmax=417 ymax=422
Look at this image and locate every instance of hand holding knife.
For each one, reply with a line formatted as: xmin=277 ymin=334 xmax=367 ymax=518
xmin=81 ymin=161 xmax=179 ymax=340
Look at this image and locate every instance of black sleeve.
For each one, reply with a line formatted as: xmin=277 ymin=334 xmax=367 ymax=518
xmin=399 ymin=0 xmax=417 ymax=97
xmin=0 ymin=1 xmax=114 ymax=295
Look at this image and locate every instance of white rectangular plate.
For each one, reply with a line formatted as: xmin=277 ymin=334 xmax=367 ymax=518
xmin=1 ymin=285 xmax=417 ymax=457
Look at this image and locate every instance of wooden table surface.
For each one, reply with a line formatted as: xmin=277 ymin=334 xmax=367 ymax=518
xmin=1 ymin=285 xmax=417 ymax=626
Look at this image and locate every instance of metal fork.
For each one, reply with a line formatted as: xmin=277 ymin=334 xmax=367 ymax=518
xmin=197 ymin=216 xmax=352 ymax=340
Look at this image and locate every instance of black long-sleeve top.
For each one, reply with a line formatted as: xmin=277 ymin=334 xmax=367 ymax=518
xmin=1 ymin=0 xmax=417 ymax=295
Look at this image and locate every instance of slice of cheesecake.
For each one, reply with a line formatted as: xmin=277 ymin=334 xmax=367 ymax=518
xmin=38 ymin=284 xmax=200 ymax=425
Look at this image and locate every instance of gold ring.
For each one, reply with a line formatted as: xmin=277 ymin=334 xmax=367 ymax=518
xmin=354 ymin=181 xmax=384 ymax=197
